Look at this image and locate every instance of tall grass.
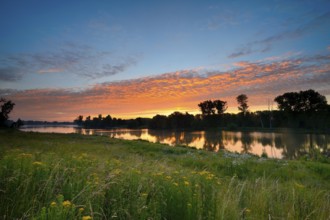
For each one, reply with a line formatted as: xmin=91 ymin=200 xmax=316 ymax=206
xmin=0 ymin=130 xmax=329 ymax=219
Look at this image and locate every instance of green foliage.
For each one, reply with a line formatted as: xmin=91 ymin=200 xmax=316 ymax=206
xmin=0 ymin=130 xmax=330 ymax=219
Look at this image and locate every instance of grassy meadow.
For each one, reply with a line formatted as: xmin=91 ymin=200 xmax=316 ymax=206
xmin=0 ymin=129 xmax=330 ymax=220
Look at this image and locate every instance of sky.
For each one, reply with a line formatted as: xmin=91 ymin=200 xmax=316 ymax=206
xmin=0 ymin=0 xmax=330 ymax=121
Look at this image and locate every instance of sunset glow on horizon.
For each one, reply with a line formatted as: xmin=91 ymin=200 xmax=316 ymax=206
xmin=1 ymin=1 xmax=330 ymax=121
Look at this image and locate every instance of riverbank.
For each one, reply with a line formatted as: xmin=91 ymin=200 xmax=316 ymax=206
xmin=1 ymin=130 xmax=330 ymax=219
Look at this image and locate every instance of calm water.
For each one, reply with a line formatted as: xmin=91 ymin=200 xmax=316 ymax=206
xmin=20 ymin=125 xmax=330 ymax=159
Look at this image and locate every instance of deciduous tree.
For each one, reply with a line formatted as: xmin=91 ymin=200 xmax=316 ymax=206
xmin=236 ymin=94 xmax=249 ymax=115
xmin=274 ymin=89 xmax=327 ymax=112
xmin=213 ymin=100 xmax=228 ymax=114
xmin=0 ymin=98 xmax=15 ymax=125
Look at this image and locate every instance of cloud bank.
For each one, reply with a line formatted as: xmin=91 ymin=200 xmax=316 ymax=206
xmin=0 ymin=43 xmax=137 ymax=82
xmin=2 ymin=52 xmax=330 ymax=121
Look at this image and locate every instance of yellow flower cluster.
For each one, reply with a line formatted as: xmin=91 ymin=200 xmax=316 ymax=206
xmin=82 ymin=216 xmax=92 ymax=220
xmin=62 ymin=200 xmax=72 ymax=208
xmin=50 ymin=201 xmax=57 ymax=207
xmin=198 ymin=170 xmax=215 ymax=180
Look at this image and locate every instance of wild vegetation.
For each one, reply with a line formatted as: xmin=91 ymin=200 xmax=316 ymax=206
xmin=1 ymin=130 xmax=330 ymax=219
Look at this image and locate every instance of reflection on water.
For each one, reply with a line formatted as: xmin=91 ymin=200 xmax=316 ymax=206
xmin=20 ymin=125 xmax=330 ymax=159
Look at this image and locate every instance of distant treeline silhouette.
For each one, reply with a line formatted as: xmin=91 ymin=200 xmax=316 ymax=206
xmin=75 ymin=89 xmax=330 ymax=131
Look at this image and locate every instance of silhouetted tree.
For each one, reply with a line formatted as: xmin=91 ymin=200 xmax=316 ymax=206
xmin=274 ymin=89 xmax=327 ymax=113
xmin=149 ymin=115 xmax=168 ymax=129
xmin=274 ymin=90 xmax=329 ymax=129
xmin=103 ymin=115 xmax=113 ymax=127
xmin=198 ymin=100 xmax=215 ymax=115
xmin=74 ymin=115 xmax=84 ymax=126
xmin=236 ymin=94 xmax=249 ymax=115
xmin=213 ymin=100 xmax=228 ymax=114
xmin=168 ymin=111 xmax=194 ymax=129
xmin=198 ymin=99 xmax=227 ymax=116
xmin=0 ymin=98 xmax=15 ymax=126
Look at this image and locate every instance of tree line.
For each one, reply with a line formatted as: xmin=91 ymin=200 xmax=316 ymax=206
xmin=1 ymin=89 xmax=328 ymax=130
xmin=74 ymin=89 xmax=330 ymax=131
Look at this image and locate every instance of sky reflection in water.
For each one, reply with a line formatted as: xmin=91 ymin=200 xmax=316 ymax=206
xmin=21 ymin=126 xmax=330 ymax=159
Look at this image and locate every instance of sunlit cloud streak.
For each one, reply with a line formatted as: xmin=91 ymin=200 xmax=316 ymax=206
xmin=38 ymin=68 xmax=65 ymax=74
xmin=3 ymin=52 xmax=330 ymax=121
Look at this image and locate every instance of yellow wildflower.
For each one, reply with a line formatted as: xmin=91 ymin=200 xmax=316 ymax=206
xmin=32 ymin=161 xmax=43 ymax=166
xmin=50 ymin=201 xmax=57 ymax=207
xmin=184 ymin=181 xmax=190 ymax=186
xmin=79 ymin=208 xmax=84 ymax=212
xmin=245 ymin=208 xmax=251 ymax=212
xmin=173 ymin=182 xmax=179 ymax=186
xmin=82 ymin=216 xmax=92 ymax=220
xmin=62 ymin=200 xmax=72 ymax=208
xmin=165 ymin=176 xmax=172 ymax=180
xmin=199 ymin=170 xmax=209 ymax=176
xmin=141 ymin=193 xmax=148 ymax=197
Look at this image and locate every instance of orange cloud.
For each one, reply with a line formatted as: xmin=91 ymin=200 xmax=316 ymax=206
xmin=5 ymin=53 xmax=330 ymax=121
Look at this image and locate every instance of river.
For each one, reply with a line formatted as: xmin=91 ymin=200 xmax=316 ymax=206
xmin=20 ymin=125 xmax=330 ymax=159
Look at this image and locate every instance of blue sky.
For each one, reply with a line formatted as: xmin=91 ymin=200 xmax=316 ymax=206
xmin=1 ymin=0 xmax=330 ymax=120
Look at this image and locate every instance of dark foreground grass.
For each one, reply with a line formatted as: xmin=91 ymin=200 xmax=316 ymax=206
xmin=0 ymin=129 xmax=329 ymax=219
